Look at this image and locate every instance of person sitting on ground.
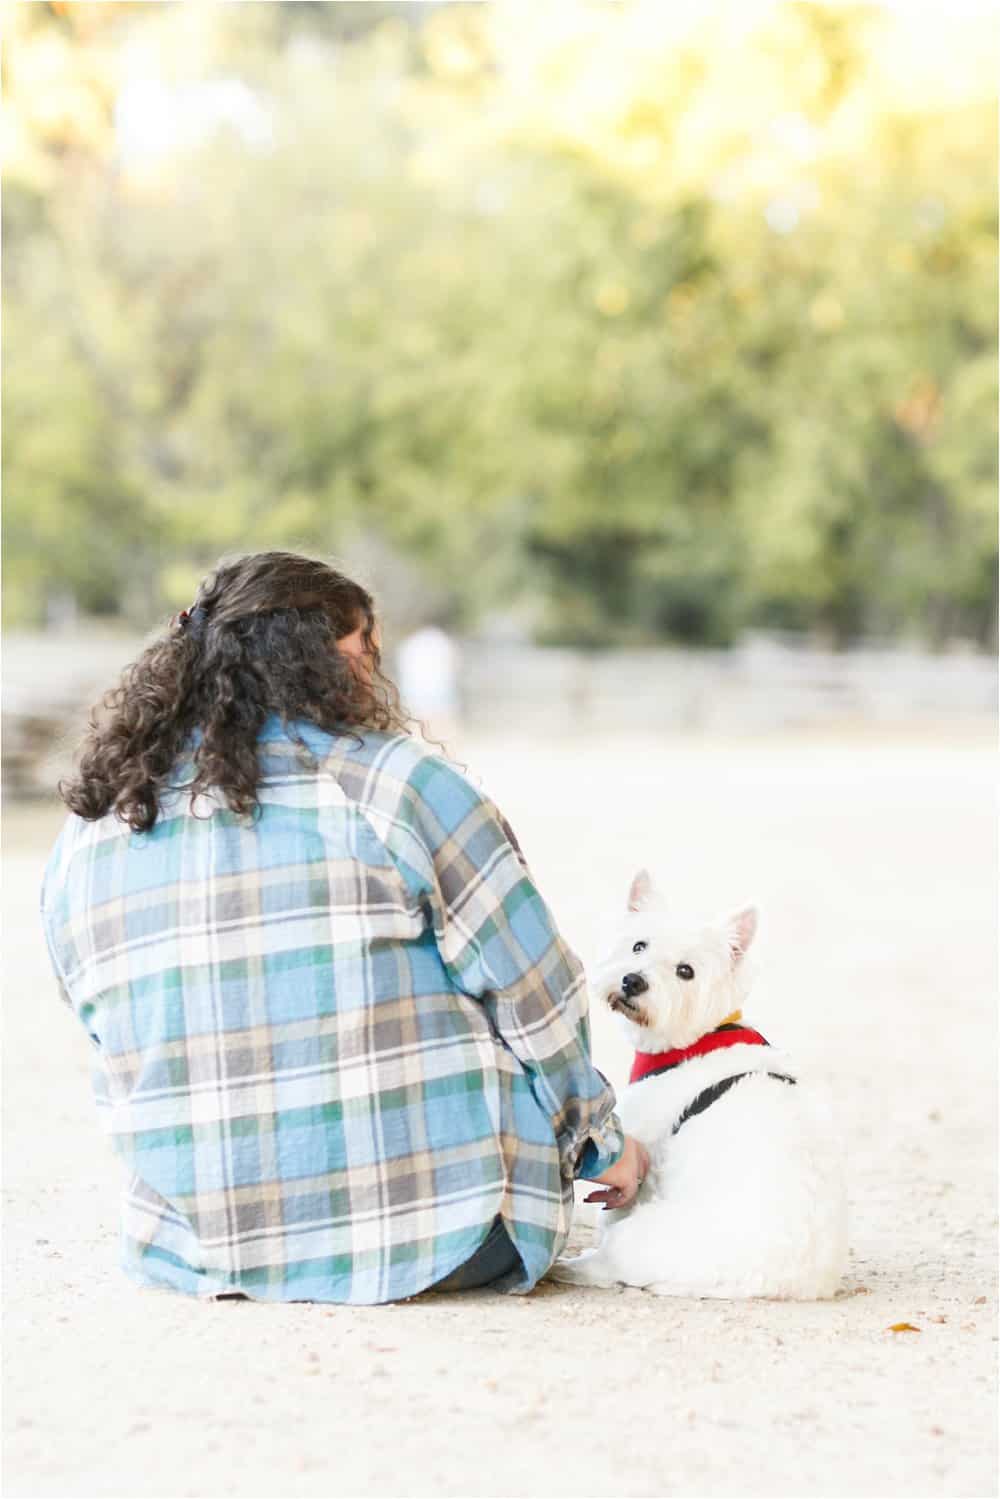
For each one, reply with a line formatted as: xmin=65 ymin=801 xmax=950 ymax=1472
xmin=40 ymin=550 xmax=647 ymax=1302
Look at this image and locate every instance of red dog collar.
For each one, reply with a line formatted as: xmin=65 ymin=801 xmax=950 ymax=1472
xmin=630 ymin=1021 xmax=770 ymax=1085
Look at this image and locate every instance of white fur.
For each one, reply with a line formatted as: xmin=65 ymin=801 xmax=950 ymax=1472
xmin=551 ymin=871 xmax=848 ymax=1299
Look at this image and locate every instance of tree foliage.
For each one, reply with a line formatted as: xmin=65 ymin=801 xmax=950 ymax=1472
xmin=3 ymin=1 xmax=996 ymax=646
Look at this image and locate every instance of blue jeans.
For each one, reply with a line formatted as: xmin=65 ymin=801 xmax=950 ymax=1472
xmin=429 ymin=1216 xmax=522 ymax=1292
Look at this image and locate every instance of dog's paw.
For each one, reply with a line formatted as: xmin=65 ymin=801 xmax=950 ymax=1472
xmin=547 ymin=1256 xmax=588 ymax=1284
xmin=547 ymin=1251 xmax=616 ymax=1289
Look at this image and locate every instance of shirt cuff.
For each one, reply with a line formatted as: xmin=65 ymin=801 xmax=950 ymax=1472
xmin=573 ymin=1114 xmax=626 ymax=1180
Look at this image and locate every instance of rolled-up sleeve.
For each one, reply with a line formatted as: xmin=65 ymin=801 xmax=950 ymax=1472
xmin=401 ymin=755 xmax=624 ymax=1182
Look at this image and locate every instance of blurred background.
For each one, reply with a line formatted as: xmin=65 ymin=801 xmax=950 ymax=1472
xmin=3 ymin=10 xmax=998 ymax=1496
xmin=2 ymin=0 xmax=997 ymax=789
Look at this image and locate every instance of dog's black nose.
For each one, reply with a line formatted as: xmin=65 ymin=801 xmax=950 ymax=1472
xmin=621 ymin=972 xmax=648 ymax=999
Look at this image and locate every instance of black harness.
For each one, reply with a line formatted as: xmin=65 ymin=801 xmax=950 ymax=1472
xmin=670 ymin=1068 xmax=797 ymax=1136
xmin=632 ymin=1024 xmax=797 ymax=1137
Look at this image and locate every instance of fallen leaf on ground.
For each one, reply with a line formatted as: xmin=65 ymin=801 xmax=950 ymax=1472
xmin=974 ymin=1295 xmax=987 ymax=1305
xmin=887 ymin=1322 xmax=921 ymax=1333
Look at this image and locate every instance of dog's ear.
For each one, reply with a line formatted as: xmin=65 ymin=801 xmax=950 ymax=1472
xmin=627 ymin=868 xmax=662 ymax=912
xmin=724 ymin=906 xmax=758 ymax=962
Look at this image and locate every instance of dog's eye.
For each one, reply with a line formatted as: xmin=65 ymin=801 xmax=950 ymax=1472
xmin=632 ymin=940 xmax=647 ymax=954
xmin=676 ymin=962 xmax=695 ymax=981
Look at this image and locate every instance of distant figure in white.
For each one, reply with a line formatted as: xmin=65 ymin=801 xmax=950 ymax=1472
xmin=396 ymin=624 xmax=461 ymax=745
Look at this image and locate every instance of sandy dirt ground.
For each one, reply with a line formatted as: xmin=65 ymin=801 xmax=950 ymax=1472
xmin=3 ymin=729 xmax=997 ymax=1499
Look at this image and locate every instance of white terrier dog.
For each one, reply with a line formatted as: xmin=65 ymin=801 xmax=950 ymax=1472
xmin=552 ymin=870 xmax=847 ymax=1299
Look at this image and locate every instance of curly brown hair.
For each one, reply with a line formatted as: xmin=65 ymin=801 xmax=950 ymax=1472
xmin=60 ymin=551 xmax=436 ymax=832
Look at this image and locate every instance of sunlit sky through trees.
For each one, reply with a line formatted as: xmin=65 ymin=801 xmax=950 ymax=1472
xmin=3 ymin=2 xmax=997 ymax=646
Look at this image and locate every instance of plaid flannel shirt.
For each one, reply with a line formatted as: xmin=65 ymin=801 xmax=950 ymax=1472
xmin=40 ymin=716 xmax=623 ymax=1303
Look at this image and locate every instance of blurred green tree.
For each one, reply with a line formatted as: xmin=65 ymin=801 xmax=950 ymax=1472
xmin=2 ymin=1 xmax=996 ymax=647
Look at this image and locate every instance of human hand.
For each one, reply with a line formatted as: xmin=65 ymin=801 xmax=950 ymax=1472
xmin=583 ymin=1134 xmax=650 ymax=1211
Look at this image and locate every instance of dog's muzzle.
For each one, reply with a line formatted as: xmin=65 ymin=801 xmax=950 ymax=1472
xmin=608 ymin=971 xmax=648 ymax=1017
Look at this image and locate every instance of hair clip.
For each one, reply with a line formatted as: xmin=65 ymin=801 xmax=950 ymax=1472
xmin=176 ymin=606 xmax=207 ymax=634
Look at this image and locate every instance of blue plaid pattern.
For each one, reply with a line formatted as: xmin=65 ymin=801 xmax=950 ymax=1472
xmin=40 ymin=716 xmax=623 ymax=1303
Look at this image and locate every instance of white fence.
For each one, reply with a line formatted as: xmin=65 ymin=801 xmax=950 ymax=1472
xmin=454 ymin=634 xmax=997 ymax=734
xmin=2 ymin=630 xmax=995 ymax=798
